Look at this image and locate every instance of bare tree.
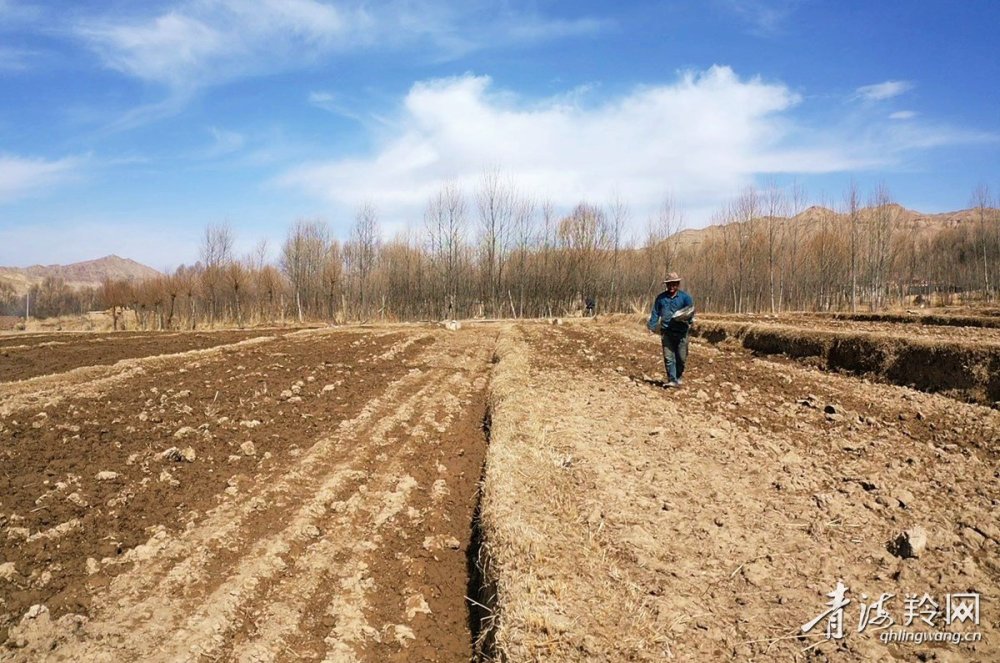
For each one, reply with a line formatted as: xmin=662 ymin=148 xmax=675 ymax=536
xmin=281 ymin=219 xmax=328 ymax=322
xmin=100 ymin=278 xmax=131 ymax=330
xmin=559 ymin=202 xmax=610 ymax=311
xmin=226 ymin=261 xmax=248 ymax=327
xmin=539 ymin=199 xmax=557 ymax=316
xmin=867 ymin=182 xmax=898 ymax=310
xmin=644 ymin=195 xmax=683 ymax=296
xmin=607 ymin=192 xmax=629 ymax=312
xmin=971 ymin=183 xmax=994 ymax=301
xmin=200 ymin=223 xmax=234 ymax=326
xmin=762 ymin=181 xmax=787 ymax=313
xmin=349 ymin=203 xmax=380 ymax=319
xmin=425 ymin=182 xmax=468 ymax=318
xmin=323 ymin=240 xmax=343 ymax=320
xmin=725 ymin=186 xmax=761 ymax=313
xmin=783 ymin=181 xmax=807 ymax=310
xmin=476 ymin=169 xmax=516 ymax=317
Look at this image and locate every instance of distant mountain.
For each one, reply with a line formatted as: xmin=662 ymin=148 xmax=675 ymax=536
xmin=668 ymin=205 xmax=985 ymax=253
xmin=0 ymin=255 xmax=162 ymax=295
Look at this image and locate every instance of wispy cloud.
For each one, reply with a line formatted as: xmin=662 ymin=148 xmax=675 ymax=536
xmin=716 ymin=0 xmax=800 ymax=36
xmin=889 ymin=110 xmax=917 ymax=120
xmin=76 ymin=0 xmax=356 ymax=91
xmin=0 ymin=0 xmax=44 ymax=26
xmin=202 ymin=127 xmax=246 ymax=159
xmin=0 ymin=45 xmax=38 ymax=71
xmin=505 ymin=16 xmax=611 ymax=41
xmin=856 ymin=80 xmax=914 ymax=101
xmin=76 ymin=1 xmax=611 ymax=92
xmin=0 ymin=154 xmax=81 ymax=203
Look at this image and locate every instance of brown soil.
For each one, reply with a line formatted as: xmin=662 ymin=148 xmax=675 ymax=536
xmin=4 ymin=319 xmax=998 ymax=662
xmin=1 ymin=325 xmax=493 ymax=661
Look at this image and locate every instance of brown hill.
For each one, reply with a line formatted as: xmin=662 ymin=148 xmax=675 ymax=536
xmin=0 ymin=255 xmax=161 ymax=296
xmin=668 ymin=204 xmax=984 ymax=252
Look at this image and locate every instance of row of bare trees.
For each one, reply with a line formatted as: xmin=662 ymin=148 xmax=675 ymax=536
xmin=13 ymin=176 xmax=997 ymax=326
xmin=687 ymin=180 xmax=919 ymax=313
xmin=0 ymin=278 xmax=101 ymax=319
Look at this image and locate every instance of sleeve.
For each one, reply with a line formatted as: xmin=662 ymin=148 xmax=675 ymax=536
xmin=647 ymin=296 xmax=660 ymax=331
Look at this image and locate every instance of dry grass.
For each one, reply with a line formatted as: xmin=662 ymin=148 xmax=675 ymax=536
xmin=478 ymin=328 xmax=677 ymax=661
xmin=20 ymin=311 xmax=115 ymax=332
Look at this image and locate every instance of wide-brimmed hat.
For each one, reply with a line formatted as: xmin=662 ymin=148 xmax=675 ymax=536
xmin=663 ymin=272 xmax=681 ymax=284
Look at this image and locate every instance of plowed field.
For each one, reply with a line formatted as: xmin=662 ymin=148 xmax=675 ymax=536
xmin=2 ymin=326 xmax=492 ymax=661
xmin=2 ymin=317 xmax=998 ymax=662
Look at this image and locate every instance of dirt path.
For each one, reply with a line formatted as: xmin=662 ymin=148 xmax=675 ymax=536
xmin=1 ymin=326 xmax=494 ymax=662
xmin=479 ymin=320 xmax=998 ymax=661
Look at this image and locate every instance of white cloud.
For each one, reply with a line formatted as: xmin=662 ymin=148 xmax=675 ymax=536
xmin=277 ymin=67 xmax=865 ymax=228
xmin=277 ymin=67 xmax=996 ymax=232
xmin=856 ymin=80 xmax=914 ymax=101
xmin=0 ymin=154 xmax=80 ymax=203
xmin=889 ymin=110 xmax=917 ymax=120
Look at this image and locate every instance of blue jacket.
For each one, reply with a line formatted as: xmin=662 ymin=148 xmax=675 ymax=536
xmin=648 ymin=290 xmax=695 ymax=335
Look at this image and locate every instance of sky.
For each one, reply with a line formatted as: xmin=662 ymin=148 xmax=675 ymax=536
xmin=1 ymin=0 xmax=998 ymax=270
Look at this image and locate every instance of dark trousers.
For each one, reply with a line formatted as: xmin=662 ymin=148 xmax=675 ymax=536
xmin=661 ymin=332 xmax=689 ymax=382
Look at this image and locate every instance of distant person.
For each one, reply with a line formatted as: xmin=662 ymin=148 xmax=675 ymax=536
xmin=647 ymin=272 xmax=695 ymax=388
xmin=585 ymin=297 xmax=595 ymax=317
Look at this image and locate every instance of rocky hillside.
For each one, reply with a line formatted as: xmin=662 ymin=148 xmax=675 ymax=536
xmin=0 ymin=255 xmax=161 ymax=295
xmin=669 ymin=205 xmax=985 ymax=252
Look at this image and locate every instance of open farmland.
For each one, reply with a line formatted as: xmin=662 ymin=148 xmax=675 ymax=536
xmin=2 ymin=316 xmax=999 ymax=661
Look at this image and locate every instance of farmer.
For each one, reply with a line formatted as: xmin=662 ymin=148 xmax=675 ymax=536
xmin=647 ymin=272 xmax=695 ymax=388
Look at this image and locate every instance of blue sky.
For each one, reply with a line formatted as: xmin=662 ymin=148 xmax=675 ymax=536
xmin=1 ymin=0 xmax=998 ymax=269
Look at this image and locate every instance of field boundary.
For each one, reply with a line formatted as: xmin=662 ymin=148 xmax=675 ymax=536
xmin=472 ymin=327 xmax=523 ymax=661
xmin=806 ymin=311 xmax=1000 ymax=329
xmin=693 ymin=320 xmax=1000 ymax=404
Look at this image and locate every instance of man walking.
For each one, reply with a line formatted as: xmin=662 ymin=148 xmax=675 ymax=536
xmin=647 ymin=272 xmax=694 ymax=388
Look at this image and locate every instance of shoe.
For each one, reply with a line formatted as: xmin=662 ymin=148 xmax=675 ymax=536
xmin=664 ymin=380 xmax=680 ymax=389
xmin=675 ymin=378 xmax=683 ymax=386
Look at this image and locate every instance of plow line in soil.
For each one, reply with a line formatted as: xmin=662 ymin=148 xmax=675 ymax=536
xmin=0 ymin=334 xmax=283 ymax=417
